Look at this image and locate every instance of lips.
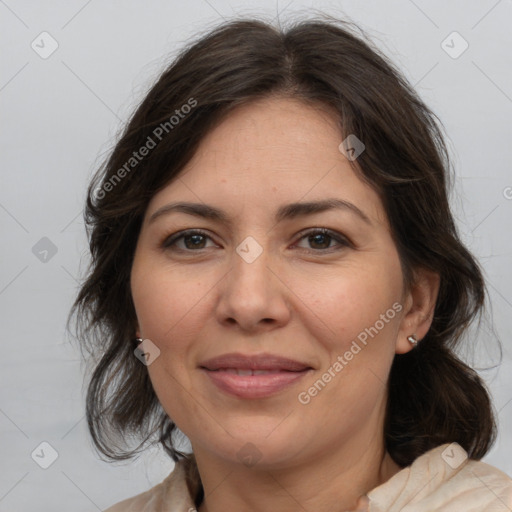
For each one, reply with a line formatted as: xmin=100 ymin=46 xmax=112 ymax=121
xmin=199 ymin=353 xmax=313 ymax=399
xmin=215 ymin=368 xmax=288 ymax=376
xmin=199 ymin=352 xmax=312 ymax=372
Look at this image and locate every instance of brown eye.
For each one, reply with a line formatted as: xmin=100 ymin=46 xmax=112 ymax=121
xmin=307 ymin=232 xmax=332 ymax=250
xmin=295 ymin=228 xmax=350 ymax=252
xmin=162 ymin=230 xmax=216 ymax=251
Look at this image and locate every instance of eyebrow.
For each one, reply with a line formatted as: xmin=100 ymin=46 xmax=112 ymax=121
xmin=148 ymin=198 xmax=372 ymax=226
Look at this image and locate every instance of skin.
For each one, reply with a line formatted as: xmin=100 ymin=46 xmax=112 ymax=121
xmin=130 ymin=96 xmax=440 ymax=512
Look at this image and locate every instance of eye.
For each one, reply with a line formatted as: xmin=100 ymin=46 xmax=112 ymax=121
xmin=294 ymin=228 xmax=351 ymax=252
xmin=162 ymin=229 xmax=217 ymax=251
xmin=161 ymin=228 xmax=351 ymax=254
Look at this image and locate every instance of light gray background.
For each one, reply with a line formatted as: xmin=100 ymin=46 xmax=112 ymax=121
xmin=1 ymin=1 xmax=511 ymax=510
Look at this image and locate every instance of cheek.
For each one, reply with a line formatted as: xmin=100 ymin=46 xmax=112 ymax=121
xmin=295 ymin=259 xmax=403 ymax=354
xmin=130 ymin=263 xmax=214 ymax=427
xmin=294 ymin=267 xmax=402 ymax=429
xmin=131 ymin=261 xmax=215 ymax=346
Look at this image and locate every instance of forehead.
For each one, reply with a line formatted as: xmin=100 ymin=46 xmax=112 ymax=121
xmin=148 ymin=97 xmax=388 ymax=228
xmin=184 ymin=96 xmax=342 ymax=178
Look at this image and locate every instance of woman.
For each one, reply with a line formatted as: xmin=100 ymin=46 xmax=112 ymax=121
xmin=69 ymin=15 xmax=512 ymax=512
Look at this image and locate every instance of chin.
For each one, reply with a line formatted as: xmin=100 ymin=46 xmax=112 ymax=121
xmin=208 ymin=428 xmax=309 ymax=470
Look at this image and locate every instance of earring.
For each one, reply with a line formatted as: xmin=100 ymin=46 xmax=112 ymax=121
xmin=407 ymin=334 xmax=418 ymax=346
xmin=134 ymin=337 xmax=143 ymax=346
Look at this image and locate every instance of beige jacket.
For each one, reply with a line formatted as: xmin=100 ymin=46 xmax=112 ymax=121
xmin=104 ymin=443 xmax=512 ymax=511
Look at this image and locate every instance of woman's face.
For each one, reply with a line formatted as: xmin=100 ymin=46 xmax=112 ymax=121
xmin=131 ymin=97 xmax=415 ymax=469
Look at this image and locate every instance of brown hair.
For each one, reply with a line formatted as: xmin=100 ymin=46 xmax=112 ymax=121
xmin=68 ymin=15 xmax=497 ymax=468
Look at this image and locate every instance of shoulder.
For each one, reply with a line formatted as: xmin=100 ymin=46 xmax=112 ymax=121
xmin=103 ymin=481 xmax=165 ymax=512
xmin=368 ymin=443 xmax=512 ymax=512
xmin=103 ymin=456 xmax=199 ymax=512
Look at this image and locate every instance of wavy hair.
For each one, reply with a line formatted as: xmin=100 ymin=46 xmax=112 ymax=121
xmin=68 ymin=15 xmax=497 ymax=468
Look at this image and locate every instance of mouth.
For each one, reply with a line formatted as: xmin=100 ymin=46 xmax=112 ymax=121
xmin=199 ymin=354 xmax=313 ymax=399
xmin=205 ymin=368 xmax=305 ymax=375
xmin=199 ymin=352 xmax=312 ymax=373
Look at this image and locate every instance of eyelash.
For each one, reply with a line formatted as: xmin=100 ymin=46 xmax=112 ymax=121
xmin=161 ymin=228 xmax=351 ymax=254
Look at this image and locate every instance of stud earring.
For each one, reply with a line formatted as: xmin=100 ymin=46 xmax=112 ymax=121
xmin=407 ymin=334 xmax=418 ymax=346
xmin=134 ymin=337 xmax=143 ymax=346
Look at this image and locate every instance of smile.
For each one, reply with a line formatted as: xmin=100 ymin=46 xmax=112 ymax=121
xmin=201 ymin=368 xmax=312 ymax=399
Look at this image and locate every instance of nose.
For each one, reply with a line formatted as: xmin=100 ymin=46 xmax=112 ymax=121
xmin=214 ymin=244 xmax=291 ymax=333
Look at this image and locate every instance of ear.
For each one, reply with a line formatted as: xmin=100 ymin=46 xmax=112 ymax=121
xmin=395 ymin=267 xmax=440 ymax=354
